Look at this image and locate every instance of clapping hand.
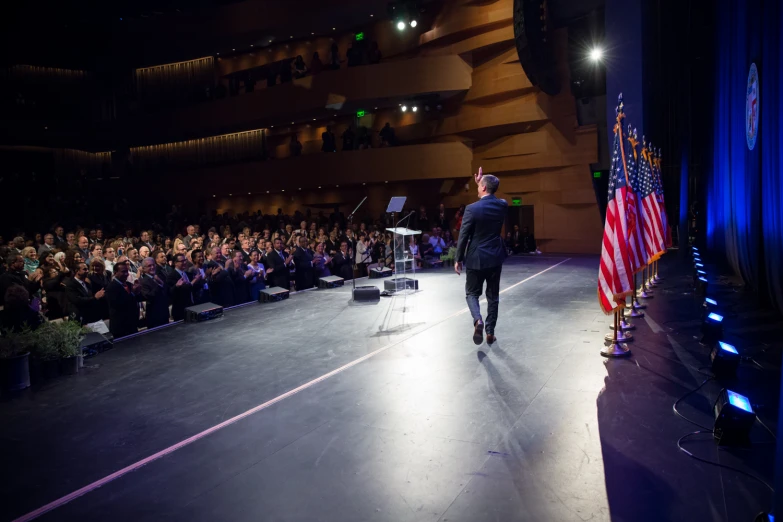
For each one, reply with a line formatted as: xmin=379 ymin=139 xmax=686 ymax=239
xmin=132 ymin=279 xmax=142 ymax=293
xmin=95 ymin=289 xmax=106 ymax=299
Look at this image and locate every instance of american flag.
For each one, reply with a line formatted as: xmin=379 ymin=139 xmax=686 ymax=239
xmin=625 ymin=126 xmax=648 ymax=273
xmin=638 ymin=140 xmax=665 ymax=259
xmin=653 ymin=147 xmax=673 ymax=248
xmin=598 ymin=95 xmax=634 ymax=315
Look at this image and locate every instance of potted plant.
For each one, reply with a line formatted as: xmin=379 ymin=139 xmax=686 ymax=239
xmin=54 ymin=320 xmax=87 ymax=375
xmin=0 ymin=331 xmax=32 ymax=392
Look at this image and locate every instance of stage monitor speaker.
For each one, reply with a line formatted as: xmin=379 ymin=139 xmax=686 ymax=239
xmin=80 ymin=332 xmax=112 ymax=357
xmin=369 ymin=267 xmax=393 ymax=279
xmin=353 ymin=285 xmax=380 ymax=301
xmin=513 ymin=0 xmax=560 ymax=95
xmin=185 ymin=302 xmax=224 ymax=322
xmin=260 ymin=286 xmax=290 ymax=302
xmin=319 ymin=275 xmax=344 ymax=288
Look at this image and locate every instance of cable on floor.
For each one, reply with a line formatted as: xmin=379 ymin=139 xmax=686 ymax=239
xmin=672 ymin=377 xmax=715 ymax=430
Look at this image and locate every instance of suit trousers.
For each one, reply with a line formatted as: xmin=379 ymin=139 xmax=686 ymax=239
xmin=465 ymin=265 xmax=502 ymax=334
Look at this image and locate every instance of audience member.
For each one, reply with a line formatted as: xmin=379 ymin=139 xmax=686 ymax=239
xmin=1 ymin=285 xmax=43 ymax=332
xmin=322 ymin=126 xmax=337 ymax=153
xmin=313 ymin=242 xmax=331 ymax=279
xmin=331 ymin=241 xmax=354 ymax=280
xmin=292 ymin=55 xmax=308 ymax=79
xmin=247 ymin=250 xmax=266 ymax=301
xmin=342 ymin=126 xmax=356 ymax=151
xmin=265 ymin=237 xmax=293 ymax=289
xmin=379 ymin=123 xmax=396 ymax=147
xmin=290 ymin=134 xmax=303 ymax=157
xmin=38 ymin=233 xmax=56 ymax=257
xmin=0 ymin=254 xmax=42 ymax=307
xmin=328 ymin=43 xmax=341 ymax=70
xmin=106 ymin=261 xmax=142 ymax=339
xmin=64 ymin=261 xmax=105 ymax=325
xmin=140 ymin=257 xmax=170 ymax=328
xmin=293 ymin=235 xmax=315 ymax=290
xmin=167 ymin=253 xmax=195 ymax=321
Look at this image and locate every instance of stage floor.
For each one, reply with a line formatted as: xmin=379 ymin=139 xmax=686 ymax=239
xmin=1 ymin=255 xmax=779 ymax=522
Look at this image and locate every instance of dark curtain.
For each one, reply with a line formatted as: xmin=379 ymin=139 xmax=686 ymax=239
xmin=706 ymin=0 xmax=782 ymax=313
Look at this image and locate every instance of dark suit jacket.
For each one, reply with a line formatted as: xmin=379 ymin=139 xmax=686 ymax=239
xmin=63 ymin=277 xmax=103 ymax=324
xmin=140 ymin=274 xmax=170 ymax=328
xmin=293 ymin=248 xmax=315 ymax=290
xmin=265 ymin=249 xmax=292 ymax=289
xmin=106 ymin=279 xmax=140 ymax=338
xmin=188 ymin=266 xmax=209 ymax=304
xmin=331 ymin=251 xmax=354 ymax=280
xmin=207 ymin=267 xmax=235 ymax=307
xmin=455 ymin=194 xmax=508 ymax=270
xmin=166 ymin=270 xmax=194 ymax=321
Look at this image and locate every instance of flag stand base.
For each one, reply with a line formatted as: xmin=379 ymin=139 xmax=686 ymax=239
xmin=602 ymin=342 xmax=631 ymax=357
xmin=605 ymin=330 xmax=633 ymax=342
xmin=625 ymin=307 xmax=645 ymax=318
xmin=611 ymin=319 xmax=635 ymax=331
xmin=639 ymin=289 xmax=653 ymax=299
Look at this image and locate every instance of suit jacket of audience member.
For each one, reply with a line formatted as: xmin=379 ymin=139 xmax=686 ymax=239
xmin=227 ymin=263 xmax=252 ymax=304
xmin=265 ymin=249 xmax=292 ymax=289
xmin=106 ymin=278 xmax=141 ymax=338
xmin=331 ymin=251 xmax=354 ymax=280
xmin=434 ymin=212 xmax=450 ymax=231
xmin=37 ymin=243 xmax=55 ymax=258
xmin=63 ymin=277 xmax=103 ymax=324
xmin=166 ymin=269 xmax=194 ymax=321
xmin=293 ymin=247 xmax=315 ymax=290
xmin=135 ymin=241 xmax=154 ymax=252
xmin=455 ymin=194 xmax=508 ymax=270
xmin=207 ymin=267 xmax=235 ymax=307
xmin=140 ymin=274 xmax=170 ymax=328
xmin=156 ymin=263 xmax=174 ymax=282
xmin=0 ymin=270 xmax=40 ymax=307
xmin=188 ymin=266 xmax=210 ymax=305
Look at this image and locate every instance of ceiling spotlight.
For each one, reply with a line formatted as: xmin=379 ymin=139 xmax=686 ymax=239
xmin=270 ymin=125 xmax=274 ymax=128
xmin=290 ymin=35 xmax=293 ymax=39
xmin=216 ymin=52 xmax=220 ymax=56
xmin=282 ymin=189 xmax=285 ymax=192
xmin=299 ymin=188 xmax=302 ymax=190
xmin=401 ymin=105 xmax=407 ymax=112
xmin=370 ymin=14 xmax=374 ymax=17
xmin=332 ymin=27 xmax=336 ymax=30
xmin=248 ymin=192 xmax=251 ymax=195
xmin=410 ymin=20 xmax=418 ymax=28
xmin=212 ymin=194 xmax=216 ymax=197
xmin=232 ymin=48 xmax=236 ymax=51
xmin=397 ymin=21 xmax=406 ymax=31
xmin=412 ymin=106 xmax=418 ymax=112
xmin=362 ymin=182 xmax=366 ymax=185
xmin=589 ymin=47 xmax=604 ymax=62
xmin=336 ymin=185 xmax=339 ymax=188
xmin=250 ymin=44 xmax=254 ymax=47
xmin=436 ymin=104 xmax=442 ymax=110
xmin=318 ymin=186 xmax=322 ymax=189
xmin=266 ymin=190 xmax=270 ymax=193
xmin=229 ymin=193 xmax=233 ymax=196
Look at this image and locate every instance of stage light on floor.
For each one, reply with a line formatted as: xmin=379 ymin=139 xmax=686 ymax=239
xmin=713 ymin=388 xmax=756 ymax=445
xmin=695 ymin=262 xmax=704 ymax=269
xmin=702 ymin=297 xmax=718 ymax=318
xmin=710 ymin=341 xmax=740 ymax=378
xmin=701 ymin=312 xmax=724 ymax=344
xmin=589 ymin=47 xmax=604 ymax=61
xmin=696 ymin=276 xmax=708 ymax=295
xmin=397 ymin=21 xmax=406 ymax=30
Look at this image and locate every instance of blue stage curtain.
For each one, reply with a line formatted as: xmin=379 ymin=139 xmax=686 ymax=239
xmin=707 ymin=0 xmax=782 ymax=312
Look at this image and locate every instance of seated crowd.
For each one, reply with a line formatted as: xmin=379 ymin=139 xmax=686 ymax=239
xmin=0 ymin=203 xmax=473 ymax=339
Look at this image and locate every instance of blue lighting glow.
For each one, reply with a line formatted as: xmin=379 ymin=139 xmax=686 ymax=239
xmin=705 ymin=298 xmax=717 ymax=305
xmin=699 ymin=277 xmax=708 ymax=282
xmin=718 ymin=341 xmax=738 ymax=354
xmin=707 ymin=312 xmax=724 ymax=322
xmin=727 ymin=390 xmax=753 ymax=413
xmin=696 ymin=263 xmax=704 ymax=268
xmin=698 ymin=270 xmax=706 ymax=276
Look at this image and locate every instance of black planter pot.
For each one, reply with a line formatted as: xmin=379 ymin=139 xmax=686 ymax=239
xmin=30 ymin=358 xmax=62 ymax=384
xmin=0 ymin=352 xmax=31 ymax=392
xmin=60 ymin=356 xmax=80 ymax=376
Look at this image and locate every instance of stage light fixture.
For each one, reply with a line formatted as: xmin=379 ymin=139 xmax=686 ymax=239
xmin=701 ymin=312 xmax=724 ymax=345
xmin=589 ymin=47 xmax=604 ymax=62
xmin=412 ymin=106 xmax=418 ymax=112
xmin=702 ymin=297 xmax=718 ymax=318
xmin=410 ymin=19 xmax=418 ymax=27
xmin=695 ymin=262 xmax=704 ymax=269
xmin=397 ymin=21 xmax=406 ymax=30
xmin=710 ymin=341 xmax=740 ymax=378
xmin=713 ymin=388 xmax=756 ymax=446
xmin=401 ymin=105 xmax=408 ymax=112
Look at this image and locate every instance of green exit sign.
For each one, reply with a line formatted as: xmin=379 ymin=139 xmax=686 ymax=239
xmin=511 ymin=198 xmax=522 ymax=207
xmin=356 ymin=110 xmax=366 ymax=118
xmin=593 ymin=171 xmax=602 ymax=179
xmin=356 ymin=32 xmax=365 ymax=41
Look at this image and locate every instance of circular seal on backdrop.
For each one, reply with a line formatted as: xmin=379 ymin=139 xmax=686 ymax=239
xmin=746 ymin=63 xmax=759 ymax=150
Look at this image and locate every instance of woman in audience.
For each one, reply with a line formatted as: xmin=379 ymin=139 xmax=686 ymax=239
xmin=21 ymin=247 xmax=39 ymax=275
xmin=90 ymin=243 xmax=103 ymax=262
xmin=64 ymin=249 xmax=84 ymax=274
xmin=443 ymin=230 xmax=455 ymax=249
xmin=247 ymin=250 xmax=266 ymax=301
xmin=313 ymin=242 xmax=331 ymax=279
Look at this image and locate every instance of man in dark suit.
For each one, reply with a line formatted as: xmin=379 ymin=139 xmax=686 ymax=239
xmin=265 ymin=237 xmax=293 ymax=289
xmin=106 ymin=261 xmax=142 ymax=338
xmin=64 ymin=261 xmax=106 ymax=324
xmin=455 ymin=169 xmax=508 ymax=345
xmin=293 ymin=236 xmax=315 ymax=290
xmin=166 ymin=253 xmax=196 ymax=321
xmin=154 ymin=250 xmax=173 ymax=281
xmin=330 ymin=240 xmax=354 ymax=280
xmin=139 ymin=257 xmax=170 ymax=329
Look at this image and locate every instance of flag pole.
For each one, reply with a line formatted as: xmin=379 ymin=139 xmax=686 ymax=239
xmin=602 ymin=305 xmax=631 ymax=357
xmin=626 ymin=273 xmax=645 ymax=317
